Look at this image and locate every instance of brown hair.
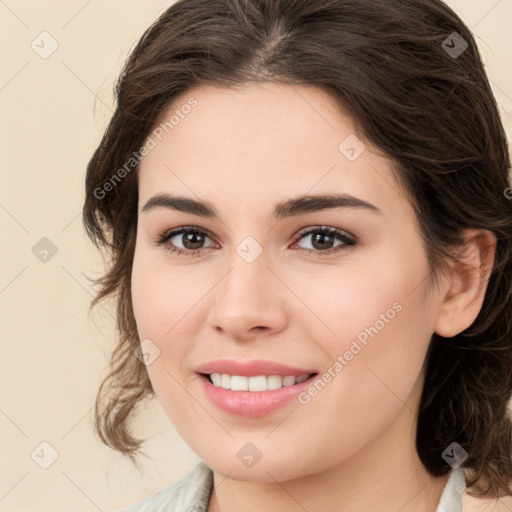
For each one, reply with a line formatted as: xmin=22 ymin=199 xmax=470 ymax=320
xmin=82 ymin=0 xmax=512 ymax=498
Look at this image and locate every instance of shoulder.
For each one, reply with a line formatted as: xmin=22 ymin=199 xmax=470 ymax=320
xmin=120 ymin=461 xmax=213 ymax=512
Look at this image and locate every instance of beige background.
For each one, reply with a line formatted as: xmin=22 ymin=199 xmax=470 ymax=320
xmin=1 ymin=1 xmax=511 ymax=511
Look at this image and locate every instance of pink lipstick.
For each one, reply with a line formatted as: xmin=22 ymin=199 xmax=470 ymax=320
xmin=196 ymin=359 xmax=318 ymax=417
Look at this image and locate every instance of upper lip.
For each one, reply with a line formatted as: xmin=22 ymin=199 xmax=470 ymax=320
xmin=196 ymin=359 xmax=317 ymax=377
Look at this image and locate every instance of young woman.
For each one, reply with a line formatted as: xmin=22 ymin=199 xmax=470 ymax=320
xmin=83 ymin=0 xmax=512 ymax=510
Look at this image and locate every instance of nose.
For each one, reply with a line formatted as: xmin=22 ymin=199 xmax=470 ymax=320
xmin=206 ymin=250 xmax=288 ymax=342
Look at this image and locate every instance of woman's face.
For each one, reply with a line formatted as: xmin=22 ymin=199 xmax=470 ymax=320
xmin=131 ymin=82 xmax=446 ymax=481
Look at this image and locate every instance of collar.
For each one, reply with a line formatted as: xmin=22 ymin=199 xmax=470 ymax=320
xmin=436 ymin=467 xmax=466 ymax=511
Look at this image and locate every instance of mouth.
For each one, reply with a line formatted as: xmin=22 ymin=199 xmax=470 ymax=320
xmin=201 ymin=372 xmax=316 ymax=392
xmin=195 ymin=359 xmax=319 ymax=417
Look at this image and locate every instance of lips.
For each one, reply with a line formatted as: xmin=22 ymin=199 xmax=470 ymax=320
xmin=196 ymin=359 xmax=319 ymax=417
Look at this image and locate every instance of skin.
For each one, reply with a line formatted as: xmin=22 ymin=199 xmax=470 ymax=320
xmin=131 ymin=82 xmax=496 ymax=512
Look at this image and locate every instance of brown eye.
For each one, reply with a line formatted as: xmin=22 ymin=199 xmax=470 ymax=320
xmin=156 ymin=227 xmax=216 ymax=255
xmin=179 ymin=230 xmax=207 ymax=250
xmin=293 ymin=226 xmax=356 ymax=255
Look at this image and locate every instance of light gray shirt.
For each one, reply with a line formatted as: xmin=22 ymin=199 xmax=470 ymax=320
xmin=122 ymin=461 xmax=466 ymax=512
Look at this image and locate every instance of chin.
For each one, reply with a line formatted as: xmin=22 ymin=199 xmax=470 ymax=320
xmin=201 ymin=450 xmax=311 ymax=483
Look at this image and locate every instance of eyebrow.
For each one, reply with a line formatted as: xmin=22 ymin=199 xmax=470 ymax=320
xmin=141 ymin=192 xmax=383 ymax=219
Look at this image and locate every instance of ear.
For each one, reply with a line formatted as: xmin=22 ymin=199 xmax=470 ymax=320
xmin=434 ymin=228 xmax=497 ymax=338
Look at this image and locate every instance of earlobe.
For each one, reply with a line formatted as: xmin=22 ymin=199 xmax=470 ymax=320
xmin=434 ymin=229 xmax=497 ymax=338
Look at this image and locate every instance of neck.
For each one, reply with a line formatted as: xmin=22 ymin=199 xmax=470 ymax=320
xmin=207 ymin=382 xmax=450 ymax=512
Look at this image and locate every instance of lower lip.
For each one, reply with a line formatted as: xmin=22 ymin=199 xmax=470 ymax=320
xmin=198 ymin=374 xmax=317 ymax=417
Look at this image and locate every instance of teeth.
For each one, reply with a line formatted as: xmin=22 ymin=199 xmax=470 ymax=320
xmin=209 ymin=373 xmax=311 ymax=392
xmin=210 ymin=373 xmax=222 ymax=387
xmin=221 ymin=373 xmax=231 ymax=389
xmin=248 ymin=375 xmax=267 ymax=392
xmin=282 ymin=376 xmax=296 ymax=386
xmin=231 ymin=375 xmax=248 ymax=391
xmin=267 ymin=375 xmax=282 ymax=390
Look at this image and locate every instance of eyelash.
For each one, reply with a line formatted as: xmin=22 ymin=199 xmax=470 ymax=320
xmin=155 ymin=225 xmax=357 ymax=257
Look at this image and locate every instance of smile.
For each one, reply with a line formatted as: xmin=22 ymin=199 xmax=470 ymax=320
xmin=207 ymin=373 xmax=312 ymax=392
xmin=195 ymin=359 xmax=319 ymax=417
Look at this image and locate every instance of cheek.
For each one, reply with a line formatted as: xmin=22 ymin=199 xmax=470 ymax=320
xmin=131 ymin=244 xmax=205 ymax=339
xmin=280 ymin=258 xmax=433 ymax=473
xmin=131 ymin=247 xmax=189 ymax=390
xmin=130 ymin=243 xmax=218 ymax=411
xmin=130 ymin=264 xmax=196 ymax=433
xmin=285 ymin=239 xmax=432 ymax=356
xmin=294 ymin=238 xmax=433 ymax=401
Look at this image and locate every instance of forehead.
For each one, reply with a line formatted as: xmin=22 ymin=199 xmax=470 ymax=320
xmin=137 ymin=82 xmax=408 ymax=218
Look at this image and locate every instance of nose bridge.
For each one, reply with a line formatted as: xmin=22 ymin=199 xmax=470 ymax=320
xmin=207 ymin=242 xmax=286 ymax=338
